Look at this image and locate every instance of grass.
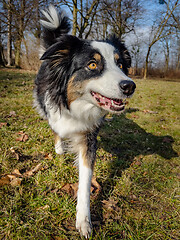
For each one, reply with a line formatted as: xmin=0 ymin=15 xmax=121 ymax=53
xmin=0 ymin=68 xmax=179 ymax=240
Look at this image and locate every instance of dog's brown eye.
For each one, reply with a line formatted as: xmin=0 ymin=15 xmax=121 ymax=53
xmin=88 ymin=62 xmax=97 ymax=70
xmin=119 ymin=63 xmax=123 ymax=69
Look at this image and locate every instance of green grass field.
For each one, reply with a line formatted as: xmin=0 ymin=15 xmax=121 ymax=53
xmin=0 ymin=69 xmax=179 ymax=240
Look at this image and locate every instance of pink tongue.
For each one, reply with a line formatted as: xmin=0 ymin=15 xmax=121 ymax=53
xmin=93 ymin=92 xmax=122 ymax=106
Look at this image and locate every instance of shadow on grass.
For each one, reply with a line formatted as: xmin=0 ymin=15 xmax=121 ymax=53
xmin=100 ymin=108 xmax=178 ymax=162
xmin=91 ymin=108 xmax=178 ymax=235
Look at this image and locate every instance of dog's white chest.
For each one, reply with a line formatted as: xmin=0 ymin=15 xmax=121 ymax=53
xmin=46 ymin=98 xmax=105 ymax=138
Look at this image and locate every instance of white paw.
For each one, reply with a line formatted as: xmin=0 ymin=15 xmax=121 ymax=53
xmin=55 ymin=141 xmax=64 ymax=155
xmin=76 ymin=215 xmax=92 ymax=239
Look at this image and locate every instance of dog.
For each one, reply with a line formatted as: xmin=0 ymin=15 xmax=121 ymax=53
xmin=34 ymin=5 xmax=136 ymax=238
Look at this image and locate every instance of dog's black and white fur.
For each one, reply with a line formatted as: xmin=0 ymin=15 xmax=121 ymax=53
xmin=34 ymin=5 xmax=136 ymax=238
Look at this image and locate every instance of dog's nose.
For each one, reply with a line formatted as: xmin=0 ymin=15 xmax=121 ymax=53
xmin=119 ymin=80 xmax=136 ymax=96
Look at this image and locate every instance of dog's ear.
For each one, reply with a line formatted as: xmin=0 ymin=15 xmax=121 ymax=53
xmin=40 ymin=42 xmax=62 ymax=60
xmin=107 ymin=35 xmax=131 ymax=69
xmin=40 ymin=35 xmax=82 ymax=61
xmin=39 ymin=35 xmax=83 ymax=109
xmin=122 ymin=49 xmax=131 ymax=69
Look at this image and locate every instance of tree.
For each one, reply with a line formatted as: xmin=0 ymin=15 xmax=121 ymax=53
xmin=162 ymin=38 xmax=170 ymax=72
xmin=0 ymin=20 xmax=6 ymax=66
xmin=7 ymin=0 xmax=12 ymax=66
xmin=62 ymin=0 xmax=100 ymax=39
xmin=102 ymin=0 xmax=142 ymax=38
xmin=144 ymin=0 xmax=179 ymax=79
xmin=1 ymin=0 xmax=40 ymax=68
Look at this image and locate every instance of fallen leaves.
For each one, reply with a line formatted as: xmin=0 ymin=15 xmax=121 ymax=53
xmin=131 ymin=114 xmax=139 ymax=119
xmin=23 ymin=163 xmax=43 ymax=177
xmin=0 ymin=163 xmax=47 ymax=187
xmin=0 ymin=111 xmax=17 ymax=128
xmin=8 ymin=111 xmax=16 ymax=117
xmin=0 ymin=169 xmax=23 ymax=187
xmin=61 ymin=182 xmax=79 ymax=198
xmin=91 ymin=176 xmax=102 ymax=196
xmin=142 ymin=109 xmax=158 ymax=114
xmin=10 ymin=147 xmax=21 ymax=161
xmin=0 ymin=122 xmax=10 ymax=128
xmin=60 ymin=177 xmax=101 ymax=199
xmin=131 ymin=109 xmax=159 ymax=119
xmin=102 ymin=199 xmax=119 ymax=211
xmin=16 ymin=131 xmax=29 ymax=142
xmin=102 ymin=198 xmax=122 ymax=220
xmin=36 ymin=205 xmax=50 ymax=211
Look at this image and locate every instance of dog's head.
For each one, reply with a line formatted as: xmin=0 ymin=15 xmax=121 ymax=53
xmin=41 ymin=34 xmax=136 ymax=115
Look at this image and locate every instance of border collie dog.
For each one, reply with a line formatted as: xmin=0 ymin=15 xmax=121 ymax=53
xmin=34 ymin=5 xmax=136 ymax=238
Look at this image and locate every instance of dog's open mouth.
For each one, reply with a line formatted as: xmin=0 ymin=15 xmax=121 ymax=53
xmin=91 ymin=91 xmax=125 ymax=112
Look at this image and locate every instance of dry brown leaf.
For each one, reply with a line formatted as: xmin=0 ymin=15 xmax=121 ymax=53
xmin=131 ymin=160 xmax=142 ymax=167
xmin=44 ymin=153 xmax=53 ymax=160
xmin=0 ymin=122 xmax=9 ymax=128
xmin=0 ymin=175 xmax=11 ymax=186
xmin=16 ymin=131 xmax=29 ymax=142
xmin=0 ymin=163 xmax=47 ymax=187
xmin=23 ymin=163 xmax=42 ymax=177
xmin=60 ymin=177 xmax=101 ymax=199
xmin=131 ymin=114 xmax=139 ymax=119
xmin=10 ymin=147 xmax=20 ymax=160
xmin=10 ymin=177 xmax=22 ymax=187
xmin=102 ymin=199 xmax=118 ymax=211
xmin=12 ymin=169 xmax=23 ymax=177
xmin=9 ymin=111 xmax=16 ymax=117
xmin=91 ymin=177 xmax=101 ymax=197
xmin=0 ymin=174 xmax=22 ymax=187
xmin=61 ymin=182 xmax=79 ymax=198
xmin=102 ymin=199 xmax=122 ymax=220
xmin=36 ymin=205 xmax=50 ymax=211
xmin=142 ymin=109 xmax=158 ymax=114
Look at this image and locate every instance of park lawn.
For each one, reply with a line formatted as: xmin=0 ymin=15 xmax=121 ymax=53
xmin=0 ymin=69 xmax=179 ymax=239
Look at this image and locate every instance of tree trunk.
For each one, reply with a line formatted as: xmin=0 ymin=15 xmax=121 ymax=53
xmin=164 ymin=40 xmax=170 ymax=72
xmin=143 ymin=0 xmax=178 ymax=79
xmin=7 ymin=0 xmax=12 ymax=66
xmin=72 ymin=0 xmax=78 ymax=36
xmin=0 ymin=43 xmax=5 ymax=66
xmin=15 ymin=40 xmax=22 ymax=68
xmin=118 ymin=0 xmax=122 ymax=37
xmin=176 ymin=53 xmax=180 ymax=71
xmin=144 ymin=45 xmax=152 ymax=79
xmin=0 ymin=20 xmax=5 ymax=66
xmin=14 ymin=0 xmax=25 ymax=68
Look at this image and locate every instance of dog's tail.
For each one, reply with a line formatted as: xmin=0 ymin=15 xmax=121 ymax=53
xmin=40 ymin=5 xmax=71 ymax=52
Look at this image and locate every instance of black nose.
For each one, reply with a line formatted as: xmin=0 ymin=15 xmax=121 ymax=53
xmin=119 ymin=80 xmax=136 ymax=96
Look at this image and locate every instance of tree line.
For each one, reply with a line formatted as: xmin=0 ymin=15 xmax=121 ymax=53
xmin=0 ymin=0 xmax=179 ymax=79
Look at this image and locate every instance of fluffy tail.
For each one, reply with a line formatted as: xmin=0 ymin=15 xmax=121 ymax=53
xmin=40 ymin=5 xmax=71 ymax=50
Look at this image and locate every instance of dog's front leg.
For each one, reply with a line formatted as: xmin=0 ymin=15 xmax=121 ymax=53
xmin=54 ymin=132 xmax=64 ymax=155
xmin=75 ymin=131 xmax=97 ymax=238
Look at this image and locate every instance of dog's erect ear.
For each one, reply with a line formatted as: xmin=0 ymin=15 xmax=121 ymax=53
xmin=40 ymin=35 xmax=82 ymax=61
xmin=122 ymin=48 xmax=131 ymax=69
xmin=40 ymin=42 xmax=62 ymax=60
xmin=107 ymin=35 xmax=131 ymax=69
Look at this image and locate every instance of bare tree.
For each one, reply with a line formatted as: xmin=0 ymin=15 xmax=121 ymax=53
xmin=1 ymin=0 xmax=40 ymax=68
xmin=144 ymin=0 xmax=179 ymax=79
xmin=62 ymin=0 xmax=100 ymax=39
xmin=7 ymin=0 xmax=12 ymax=66
xmin=102 ymin=0 xmax=142 ymax=38
xmin=72 ymin=0 xmax=78 ymax=36
xmin=0 ymin=20 xmax=6 ymax=66
xmin=162 ymin=38 xmax=170 ymax=72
